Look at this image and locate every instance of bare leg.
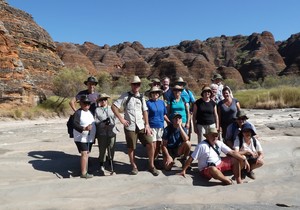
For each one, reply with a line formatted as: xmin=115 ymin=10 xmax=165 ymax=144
xmin=80 ymin=151 xmax=88 ymax=175
xmin=232 ymin=158 xmax=242 ymax=184
xmin=146 ymin=143 xmax=155 ymax=169
xmin=209 ymin=166 xmax=232 ymax=185
xmin=128 ymin=148 xmax=137 ymax=169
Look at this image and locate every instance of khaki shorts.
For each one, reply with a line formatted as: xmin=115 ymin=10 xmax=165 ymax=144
xmin=124 ymin=128 xmax=152 ymax=149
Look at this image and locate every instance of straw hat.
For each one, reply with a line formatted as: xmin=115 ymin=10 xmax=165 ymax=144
xmin=201 ymin=86 xmax=212 ymax=97
xmin=148 ymin=86 xmax=163 ymax=95
xmin=203 ymin=127 xmax=219 ymax=137
xmin=97 ymin=93 xmax=111 ymax=101
xmin=130 ymin=75 xmax=141 ymax=84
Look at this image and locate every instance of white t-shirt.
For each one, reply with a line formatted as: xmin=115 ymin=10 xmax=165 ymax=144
xmin=191 ymin=140 xmax=232 ymax=171
xmin=233 ymin=137 xmax=263 ymax=153
xmin=73 ymin=110 xmax=96 ymax=143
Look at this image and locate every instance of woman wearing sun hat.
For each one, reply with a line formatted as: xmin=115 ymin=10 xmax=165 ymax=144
xmin=146 ymin=86 xmax=171 ymax=159
xmin=193 ymin=85 xmax=219 ymax=143
xmin=167 ymin=85 xmax=190 ymax=131
xmin=95 ymin=93 xmax=118 ymax=175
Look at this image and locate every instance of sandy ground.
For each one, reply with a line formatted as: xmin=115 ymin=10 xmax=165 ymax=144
xmin=0 ymin=108 xmax=300 ymax=210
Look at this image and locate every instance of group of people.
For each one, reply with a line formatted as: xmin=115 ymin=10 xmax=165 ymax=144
xmin=70 ymin=74 xmax=264 ymax=185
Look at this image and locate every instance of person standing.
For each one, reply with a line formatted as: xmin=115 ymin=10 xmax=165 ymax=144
xmin=95 ymin=93 xmax=118 ymax=175
xmin=111 ymin=75 xmax=159 ymax=176
xmin=193 ymin=86 xmax=219 ymax=143
xmin=167 ymin=85 xmax=190 ymax=131
xmin=69 ymin=76 xmax=100 ymax=115
xmin=146 ymin=86 xmax=171 ymax=160
xmin=218 ymin=86 xmax=240 ymax=140
xmin=73 ymin=95 xmax=96 ymax=179
xmin=211 ymin=73 xmax=224 ymax=104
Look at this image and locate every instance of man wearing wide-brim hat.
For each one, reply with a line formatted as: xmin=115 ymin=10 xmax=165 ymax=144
xmin=211 ymin=73 xmax=224 ymax=103
xmin=69 ymin=76 xmax=100 ymax=115
xmin=112 ymin=75 xmax=160 ymax=176
xmin=225 ymin=110 xmax=257 ymax=149
xmin=179 ymin=127 xmax=250 ymax=185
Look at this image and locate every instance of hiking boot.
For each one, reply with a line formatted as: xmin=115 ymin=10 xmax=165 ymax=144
xmin=80 ymin=173 xmax=93 ymax=179
xmin=130 ymin=168 xmax=138 ymax=175
xmin=149 ymin=167 xmax=159 ymax=176
xmin=247 ymin=171 xmax=256 ymax=179
xmin=100 ymin=166 xmax=105 ymax=172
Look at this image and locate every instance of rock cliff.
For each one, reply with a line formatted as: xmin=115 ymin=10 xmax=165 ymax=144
xmin=0 ymin=0 xmax=299 ymax=107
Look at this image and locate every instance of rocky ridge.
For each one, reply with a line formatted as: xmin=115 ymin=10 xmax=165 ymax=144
xmin=0 ymin=0 xmax=299 ymax=107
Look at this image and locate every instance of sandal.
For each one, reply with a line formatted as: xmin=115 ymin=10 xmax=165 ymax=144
xmin=149 ymin=167 xmax=160 ymax=176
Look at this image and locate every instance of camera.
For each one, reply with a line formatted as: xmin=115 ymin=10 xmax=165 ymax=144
xmin=102 ymin=118 xmax=110 ymax=125
xmin=207 ymin=162 xmax=216 ymax=167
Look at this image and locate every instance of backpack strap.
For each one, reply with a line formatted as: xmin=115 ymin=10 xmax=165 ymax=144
xmin=204 ymin=140 xmax=220 ymax=156
xmin=239 ymin=136 xmax=257 ymax=149
xmin=124 ymin=91 xmax=144 ymax=111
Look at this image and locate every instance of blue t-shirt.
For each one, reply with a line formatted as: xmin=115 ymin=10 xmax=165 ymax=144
xmin=147 ymin=99 xmax=167 ymax=128
xmin=162 ymin=124 xmax=188 ymax=149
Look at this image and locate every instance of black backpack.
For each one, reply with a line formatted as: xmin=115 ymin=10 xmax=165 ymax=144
xmin=67 ymin=114 xmax=74 ymax=138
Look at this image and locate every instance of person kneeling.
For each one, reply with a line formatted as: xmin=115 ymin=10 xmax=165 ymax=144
xmin=161 ymin=113 xmax=192 ymax=170
xmin=179 ymin=128 xmax=250 ymax=185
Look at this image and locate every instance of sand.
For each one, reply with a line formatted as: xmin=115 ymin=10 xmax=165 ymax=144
xmin=0 ymin=108 xmax=299 ymax=210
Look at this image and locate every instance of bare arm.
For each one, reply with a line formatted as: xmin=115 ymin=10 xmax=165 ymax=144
xmin=111 ymin=104 xmax=129 ymax=127
xmin=192 ymin=103 xmax=198 ymax=134
xmin=179 ymin=156 xmax=193 ymax=177
xmin=214 ymin=105 xmax=219 ymax=130
xmin=69 ymin=97 xmax=77 ymax=112
xmin=143 ymin=110 xmax=152 ymax=135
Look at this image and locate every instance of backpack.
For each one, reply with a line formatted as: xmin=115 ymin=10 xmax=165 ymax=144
xmin=239 ymin=135 xmax=257 ymax=149
xmin=67 ymin=114 xmax=74 ymax=138
xmin=124 ymin=91 xmax=144 ymax=111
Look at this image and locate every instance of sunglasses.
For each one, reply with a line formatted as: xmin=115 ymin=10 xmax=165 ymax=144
xmin=132 ymin=83 xmax=141 ymax=86
xmin=99 ymin=99 xmax=108 ymax=102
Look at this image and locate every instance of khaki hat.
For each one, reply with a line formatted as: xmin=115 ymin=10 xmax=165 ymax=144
xmin=172 ymin=85 xmax=184 ymax=91
xmin=201 ymin=86 xmax=212 ymax=97
xmin=97 ymin=93 xmax=111 ymax=101
xmin=148 ymin=78 xmax=161 ymax=86
xmin=84 ymin=76 xmax=98 ymax=85
xmin=148 ymin=86 xmax=163 ymax=95
xmin=204 ymin=127 xmax=219 ymax=137
xmin=130 ymin=75 xmax=141 ymax=84
xmin=211 ymin=73 xmax=223 ymax=81
xmin=174 ymin=77 xmax=187 ymax=86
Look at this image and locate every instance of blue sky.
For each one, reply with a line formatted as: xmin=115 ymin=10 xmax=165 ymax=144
xmin=7 ymin=0 xmax=300 ymax=48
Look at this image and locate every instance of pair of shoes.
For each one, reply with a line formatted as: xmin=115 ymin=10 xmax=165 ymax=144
xmin=100 ymin=166 xmax=105 ymax=172
xmin=80 ymin=173 xmax=93 ymax=179
xmin=247 ymin=171 xmax=256 ymax=179
xmin=149 ymin=167 xmax=159 ymax=176
xmin=130 ymin=168 xmax=138 ymax=175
